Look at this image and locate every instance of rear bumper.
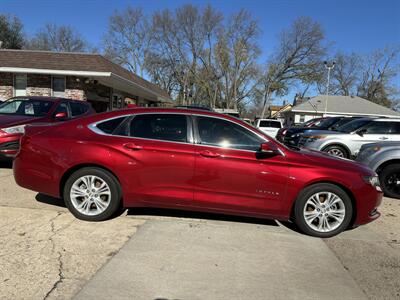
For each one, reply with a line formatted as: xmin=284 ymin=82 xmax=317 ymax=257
xmin=13 ymin=151 xmax=60 ymax=198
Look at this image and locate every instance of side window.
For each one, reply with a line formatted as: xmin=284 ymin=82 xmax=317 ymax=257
xmin=96 ymin=117 xmax=127 ymax=134
xmin=196 ymin=116 xmax=264 ymax=151
xmin=391 ymin=122 xmax=400 ymax=134
xmin=54 ymin=102 xmax=70 ymax=118
xmin=364 ymin=121 xmax=393 ymax=134
xmin=130 ymin=114 xmax=188 ymax=143
xmin=70 ymin=102 xmax=88 ymax=117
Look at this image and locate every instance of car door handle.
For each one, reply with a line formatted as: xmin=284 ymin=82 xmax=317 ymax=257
xmin=199 ymin=150 xmax=221 ymax=158
xmin=123 ymin=143 xmax=143 ymax=151
xmin=379 ymin=137 xmax=389 ymax=140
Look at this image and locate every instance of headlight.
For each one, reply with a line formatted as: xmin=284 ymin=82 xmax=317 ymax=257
xmin=362 ymin=146 xmax=381 ymax=156
xmin=1 ymin=125 xmax=26 ymax=135
xmin=363 ymin=175 xmax=382 ymax=191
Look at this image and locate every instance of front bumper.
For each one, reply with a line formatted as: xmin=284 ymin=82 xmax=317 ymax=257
xmin=353 ymin=185 xmax=383 ymax=226
xmin=0 ymin=139 xmax=20 ymax=160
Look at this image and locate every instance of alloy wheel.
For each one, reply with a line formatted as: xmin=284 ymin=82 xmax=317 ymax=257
xmin=303 ymin=192 xmax=346 ymax=233
xmin=327 ymin=148 xmax=344 ymax=158
xmin=70 ymin=175 xmax=111 ymax=216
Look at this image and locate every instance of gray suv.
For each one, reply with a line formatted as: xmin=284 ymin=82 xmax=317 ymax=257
xmin=357 ymin=141 xmax=400 ymax=198
xmin=299 ymin=118 xmax=400 ymax=159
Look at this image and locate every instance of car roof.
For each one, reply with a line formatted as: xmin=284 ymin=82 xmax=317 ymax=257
xmin=353 ymin=117 xmax=400 ymax=122
xmin=8 ymin=96 xmax=88 ymax=103
xmin=84 ymin=107 xmax=250 ymax=126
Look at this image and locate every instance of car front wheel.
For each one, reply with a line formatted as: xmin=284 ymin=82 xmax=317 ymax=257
xmin=293 ymin=183 xmax=353 ymax=237
xmin=380 ymin=164 xmax=400 ymax=199
xmin=323 ymin=145 xmax=348 ymax=158
xmin=63 ymin=167 xmax=122 ymax=221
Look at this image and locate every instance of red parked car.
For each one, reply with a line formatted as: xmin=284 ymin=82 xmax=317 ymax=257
xmin=0 ymin=96 xmax=95 ymax=160
xmin=13 ymin=108 xmax=382 ymax=237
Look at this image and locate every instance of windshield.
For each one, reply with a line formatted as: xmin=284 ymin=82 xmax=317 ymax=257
xmin=337 ymin=119 xmax=371 ymax=133
xmin=0 ymin=99 xmax=54 ymax=117
xmin=330 ymin=118 xmax=358 ymax=130
xmin=299 ymin=118 xmax=321 ymax=127
xmin=259 ymin=120 xmax=281 ymax=128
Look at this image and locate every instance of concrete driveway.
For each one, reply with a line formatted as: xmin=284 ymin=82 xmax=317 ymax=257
xmin=0 ymin=164 xmax=399 ymax=299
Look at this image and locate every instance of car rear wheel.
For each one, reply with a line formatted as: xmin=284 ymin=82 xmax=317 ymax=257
xmin=293 ymin=183 xmax=353 ymax=237
xmin=323 ymin=145 xmax=348 ymax=158
xmin=63 ymin=167 xmax=122 ymax=221
xmin=380 ymin=164 xmax=400 ymax=199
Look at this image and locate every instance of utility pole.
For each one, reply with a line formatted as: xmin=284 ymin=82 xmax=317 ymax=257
xmin=324 ymin=61 xmax=335 ymax=116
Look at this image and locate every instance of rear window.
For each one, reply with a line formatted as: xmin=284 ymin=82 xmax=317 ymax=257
xmin=259 ymin=120 xmax=281 ymax=128
xmin=96 ymin=117 xmax=127 ymax=134
xmin=70 ymin=102 xmax=88 ymax=117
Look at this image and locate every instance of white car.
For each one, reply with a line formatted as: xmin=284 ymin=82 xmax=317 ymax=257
xmin=255 ymin=119 xmax=282 ymax=137
xmin=299 ymin=118 xmax=400 ymax=159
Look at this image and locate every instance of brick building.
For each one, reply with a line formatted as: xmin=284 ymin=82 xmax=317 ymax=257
xmin=0 ymin=49 xmax=172 ymax=112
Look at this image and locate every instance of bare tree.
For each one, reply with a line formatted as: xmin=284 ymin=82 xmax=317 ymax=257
xmin=357 ymin=46 xmax=400 ymax=107
xmin=28 ymin=23 xmax=88 ymax=52
xmin=104 ymin=7 xmax=152 ymax=77
xmin=258 ymin=17 xmax=326 ymax=117
xmin=149 ymin=5 xmax=224 ymax=104
xmin=0 ymin=14 xmax=24 ymax=49
xmin=214 ymin=9 xmax=260 ymax=109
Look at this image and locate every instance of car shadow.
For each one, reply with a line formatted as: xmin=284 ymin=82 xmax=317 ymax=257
xmin=0 ymin=161 xmax=13 ymax=169
xmin=33 ymin=194 xmax=299 ymax=231
xmin=127 ymin=207 xmax=280 ymax=227
xmin=35 ymin=193 xmax=66 ymax=208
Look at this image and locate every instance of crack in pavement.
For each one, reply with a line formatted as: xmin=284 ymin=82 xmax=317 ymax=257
xmin=42 ymin=212 xmax=65 ymax=300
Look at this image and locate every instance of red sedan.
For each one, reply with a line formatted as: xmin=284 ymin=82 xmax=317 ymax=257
xmin=0 ymin=96 xmax=94 ymax=160
xmin=13 ymin=108 xmax=382 ymax=237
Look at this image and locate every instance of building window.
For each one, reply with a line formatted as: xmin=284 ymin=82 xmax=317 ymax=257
xmin=14 ymin=74 xmax=27 ymax=96
xmin=299 ymin=115 xmax=305 ymax=123
xmin=52 ymin=76 xmax=66 ymax=97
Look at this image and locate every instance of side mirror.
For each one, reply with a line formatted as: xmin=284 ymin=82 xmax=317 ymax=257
xmin=257 ymin=142 xmax=281 ymax=158
xmin=54 ymin=112 xmax=68 ymax=120
xmin=356 ymin=129 xmax=367 ymax=136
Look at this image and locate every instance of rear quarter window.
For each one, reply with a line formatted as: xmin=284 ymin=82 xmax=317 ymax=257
xmin=96 ymin=117 xmax=127 ymax=134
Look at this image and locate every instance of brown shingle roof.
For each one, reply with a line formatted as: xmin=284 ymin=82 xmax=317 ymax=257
xmin=0 ymin=49 xmax=170 ymax=99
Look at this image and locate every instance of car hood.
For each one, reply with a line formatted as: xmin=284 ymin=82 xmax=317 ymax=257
xmin=298 ymin=147 xmax=374 ymax=175
xmin=301 ymin=129 xmax=348 ymax=137
xmin=0 ymin=114 xmax=44 ymax=128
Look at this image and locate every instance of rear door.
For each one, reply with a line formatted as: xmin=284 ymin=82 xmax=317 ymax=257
xmin=111 ymin=113 xmax=195 ymax=206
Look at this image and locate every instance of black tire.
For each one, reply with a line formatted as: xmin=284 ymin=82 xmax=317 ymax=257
xmin=293 ymin=183 xmax=353 ymax=238
xmin=379 ymin=164 xmax=400 ymax=199
xmin=322 ymin=145 xmax=349 ymax=159
xmin=63 ymin=167 xmax=122 ymax=221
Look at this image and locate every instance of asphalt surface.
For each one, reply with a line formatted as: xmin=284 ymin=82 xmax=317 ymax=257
xmin=0 ymin=163 xmax=399 ymax=299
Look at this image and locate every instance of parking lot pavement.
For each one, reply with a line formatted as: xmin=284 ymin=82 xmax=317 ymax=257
xmin=1 ymin=166 xmax=399 ymax=299
xmin=0 ymin=168 xmax=146 ymax=300
xmin=74 ymin=219 xmax=366 ymax=300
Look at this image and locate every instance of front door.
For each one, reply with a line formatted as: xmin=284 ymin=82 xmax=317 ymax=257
xmin=352 ymin=120 xmax=396 ymax=154
xmin=192 ymin=116 xmax=289 ymax=215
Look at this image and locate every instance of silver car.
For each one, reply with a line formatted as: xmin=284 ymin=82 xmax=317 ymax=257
xmin=357 ymin=141 xmax=400 ymax=198
xmin=299 ymin=118 xmax=400 ymax=159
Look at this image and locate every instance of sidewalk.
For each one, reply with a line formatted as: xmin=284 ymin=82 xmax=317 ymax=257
xmin=74 ymin=219 xmax=366 ymax=300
